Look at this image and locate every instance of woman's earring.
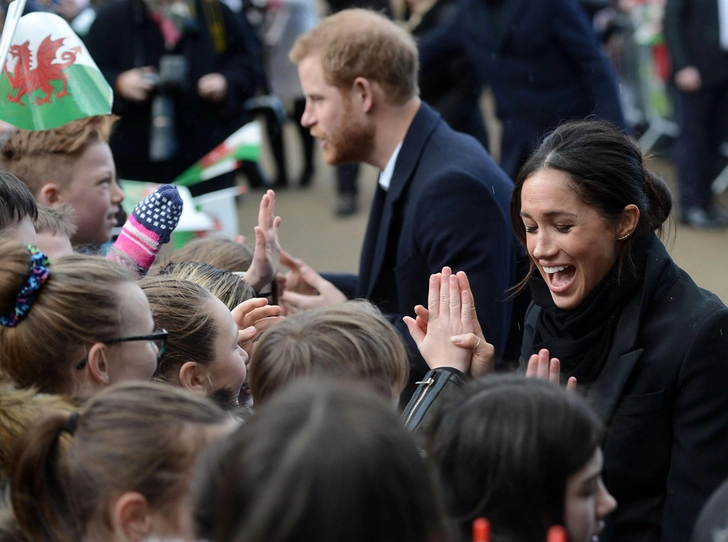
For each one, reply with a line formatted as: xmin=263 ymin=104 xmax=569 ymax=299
xmin=617 ymin=233 xmax=631 ymax=241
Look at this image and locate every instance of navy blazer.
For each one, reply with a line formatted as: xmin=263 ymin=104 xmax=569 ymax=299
xmin=330 ymin=103 xmax=519 ymax=385
xmin=419 ymin=0 xmax=624 ymax=129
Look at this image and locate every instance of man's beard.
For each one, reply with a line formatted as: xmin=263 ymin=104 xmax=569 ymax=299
xmin=323 ymin=102 xmax=375 ymax=165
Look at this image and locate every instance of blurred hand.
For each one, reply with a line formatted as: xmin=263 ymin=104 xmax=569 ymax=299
xmin=115 ymin=67 xmax=156 ymax=102
xmin=280 ymin=249 xmax=318 ymax=296
xmin=244 ymin=190 xmax=281 ymax=291
xmin=525 ymin=348 xmax=577 ymax=391
xmin=198 ymin=73 xmax=228 ymax=102
xmin=280 ymin=264 xmax=346 ymax=314
xmin=675 ymin=66 xmax=702 ymax=92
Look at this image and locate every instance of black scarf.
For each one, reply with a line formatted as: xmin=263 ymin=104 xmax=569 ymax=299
xmin=528 ymin=238 xmax=650 ymax=386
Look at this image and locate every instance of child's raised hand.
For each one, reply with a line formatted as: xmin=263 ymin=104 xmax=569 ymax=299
xmin=244 ymin=190 xmax=281 ymax=291
xmin=407 ymin=269 xmax=494 ymax=378
xmin=231 ymin=297 xmax=283 ymax=354
xmin=525 ymin=348 xmax=577 ymax=391
xmin=403 ymin=267 xmax=474 ymax=374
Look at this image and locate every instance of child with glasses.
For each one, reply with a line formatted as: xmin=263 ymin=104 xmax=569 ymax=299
xmin=0 ymin=239 xmax=159 ymax=401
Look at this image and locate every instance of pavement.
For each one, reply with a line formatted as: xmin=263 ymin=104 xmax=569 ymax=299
xmin=233 ymin=118 xmax=728 ymax=304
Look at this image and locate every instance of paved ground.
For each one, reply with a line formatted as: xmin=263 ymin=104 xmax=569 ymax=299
xmin=230 ymin=118 xmax=728 ymax=304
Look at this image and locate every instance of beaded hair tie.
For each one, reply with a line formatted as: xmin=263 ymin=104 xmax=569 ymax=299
xmin=0 ymin=245 xmax=50 ymax=328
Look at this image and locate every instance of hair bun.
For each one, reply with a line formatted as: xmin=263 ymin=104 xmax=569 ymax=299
xmin=643 ymin=169 xmax=673 ymax=230
xmin=0 ymin=240 xmax=33 ymax=316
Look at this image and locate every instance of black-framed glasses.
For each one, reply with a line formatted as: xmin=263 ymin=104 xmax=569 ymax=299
xmin=75 ymin=329 xmax=169 ymax=370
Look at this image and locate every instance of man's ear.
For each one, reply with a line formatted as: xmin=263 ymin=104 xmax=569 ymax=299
xmin=352 ymin=76 xmax=374 ymax=113
xmin=37 ymin=183 xmax=62 ymax=206
xmin=87 ymin=343 xmax=111 ymax=385
xmin=110 ymin=492 xmax=153 ymax=542
xmin=178 ymin=361 xmax=209 ymax=396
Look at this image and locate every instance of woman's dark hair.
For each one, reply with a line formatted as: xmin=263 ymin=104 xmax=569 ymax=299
xmin=510 ymin=120 xmax=673 ymax=289
xmin=193 ymin=379 xmax=447 ymax=542
xmin=428 ymin=375 xmax=604 ymax=542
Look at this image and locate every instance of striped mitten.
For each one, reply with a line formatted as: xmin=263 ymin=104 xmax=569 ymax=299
xmin=108 ymin=184 xmax=183 ymax=275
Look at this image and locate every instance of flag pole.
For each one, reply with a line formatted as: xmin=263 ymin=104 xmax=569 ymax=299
xmin=0 ymin=0 xmax=28 ymax=75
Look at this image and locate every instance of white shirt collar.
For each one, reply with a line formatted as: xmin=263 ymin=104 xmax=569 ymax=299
xmin=378 ymin=142 xmax=403 ymax=191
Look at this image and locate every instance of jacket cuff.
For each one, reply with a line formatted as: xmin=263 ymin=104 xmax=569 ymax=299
xmin=402 ymin=367 xmax=467 ymax=436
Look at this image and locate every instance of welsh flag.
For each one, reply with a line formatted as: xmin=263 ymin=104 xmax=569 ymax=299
xmin=0 ymin=9 xmax=112 ymax=130
xmin=175 ymin=121 xmax=262 ymax=186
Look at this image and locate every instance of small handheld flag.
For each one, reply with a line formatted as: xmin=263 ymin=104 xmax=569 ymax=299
xmin=175 ymin=121 xmax=262 ymax=186
xmin=0 ymin=11 xmax=112 ymax=130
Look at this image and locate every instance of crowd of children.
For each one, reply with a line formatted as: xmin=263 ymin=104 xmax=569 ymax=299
xmin=1 ymin=6 xmax=728 ymax=541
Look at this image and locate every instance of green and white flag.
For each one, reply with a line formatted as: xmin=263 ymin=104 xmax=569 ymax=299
xmin=175 ymin=121 xmax=262 ymax=186
xmin=0 ymin=11 xmax=112 ymax=130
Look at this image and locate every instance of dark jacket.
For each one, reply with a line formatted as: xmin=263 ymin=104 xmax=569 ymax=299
xmin=418 ymin=0 xmax=623 ymax=177
xmin=664 ymin=0 xmax=726 ymax=88
xmin=329 ymin=103 xmax=519 ymax=388
xmin=85 ymin=0 xmax=259 ymax=181
xmin=522 ymin=236 xmax=728 ymax=542
xmin=419 ymin=0 xmax=623 ymax=126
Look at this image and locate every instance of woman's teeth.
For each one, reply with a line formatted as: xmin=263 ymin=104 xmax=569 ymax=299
xmin=543 ymin=265 xmax=568 ymax=274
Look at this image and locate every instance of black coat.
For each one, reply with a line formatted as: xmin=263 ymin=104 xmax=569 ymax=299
xmin=522 ymin=236 xmax=728 ymax=542
xmin=664 ymin=0 xmax=726 ymax=88
xmin=85 ymin=0 xmax=259 ymax=181
xmin=330 ymin=103 xmax=520 ymax=386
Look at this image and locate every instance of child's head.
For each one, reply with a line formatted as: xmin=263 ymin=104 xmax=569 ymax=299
xmin=0 ymin=240 xmax=159 ymax=400
xmin=249 ymin=301 xmax=409 ymax=405
xmin=0 ymin=170 xmax=37 ymax=245
xmin=138 ymin=275 xmax=248 ymax=408
xmin=168 ymin=236 xmax=254 ymax=272
xmin=10 ymin=381 xmax=233 ymax=542
xmin=33 ymin=204 xmax=76 ymax=260
xmin=153 ymin=260 xmax=255 ymax=310
xmin=193 ymin=379 xmax=447 ymax=542
xmin=428 ymin=375 xmax=616 ymax=542
xmin=1 ymin=116 xmax=123 ymax=247
xmin=0 ymin=381 xmax=75 ymax=483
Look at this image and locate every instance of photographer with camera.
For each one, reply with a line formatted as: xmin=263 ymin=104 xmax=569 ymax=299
xmin=85 ymin=0 xmax=262 ymax=193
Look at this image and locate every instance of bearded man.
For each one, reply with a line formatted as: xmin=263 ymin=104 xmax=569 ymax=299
xmin=282 ymin=9 xmax=523 ymax=397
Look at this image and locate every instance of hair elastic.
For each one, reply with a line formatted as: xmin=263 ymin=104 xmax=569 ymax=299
xmin=63 ymin=412 xmax=80 ymax=435
xmin=0 ymin=245 xmax=50 ymax=328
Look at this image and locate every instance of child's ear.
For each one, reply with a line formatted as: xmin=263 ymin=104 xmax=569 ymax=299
xmin=37 ymin=183 xmax=62 ymax=206
xmin=178 ymin=361 xmax=209 ymax=396
xmin=87 ymin=343 xmax=111 ymax=385
xmin=110 ymin=492 xmax=153 ymax=542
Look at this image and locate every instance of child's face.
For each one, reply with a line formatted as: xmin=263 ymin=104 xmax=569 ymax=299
xmin=207 ymin=296 xmax=248 ymax=407
xmin=62 ymin=141 xmax=124 ymax=247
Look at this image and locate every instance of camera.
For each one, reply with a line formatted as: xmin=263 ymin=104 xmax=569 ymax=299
xmin=148 ymin=55 xmax=189 ymax=162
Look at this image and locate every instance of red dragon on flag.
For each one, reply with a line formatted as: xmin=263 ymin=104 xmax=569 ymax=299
xmin=0 ymin=10 xmax=112 ymax=130
xmin=4 ymin=37 xmax=80 ymax=106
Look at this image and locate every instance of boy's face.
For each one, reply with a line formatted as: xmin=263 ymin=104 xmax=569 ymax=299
xmin=62 ymin=141 xmax=124 ymax=247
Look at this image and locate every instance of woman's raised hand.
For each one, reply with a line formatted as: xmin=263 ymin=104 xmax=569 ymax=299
xmin=404 ymin=267 xmax=494 ymax=377
xmin=525 ymin=348 xmax=577 ymax=391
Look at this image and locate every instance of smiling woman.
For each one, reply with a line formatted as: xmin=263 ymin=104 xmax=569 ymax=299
xmin=511 ymin=120 xmax=728 ymax=542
